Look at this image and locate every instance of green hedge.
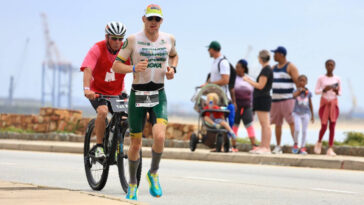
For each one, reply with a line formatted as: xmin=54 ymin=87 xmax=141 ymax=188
xmin=343 ymin=132 xmax=364 ymax=146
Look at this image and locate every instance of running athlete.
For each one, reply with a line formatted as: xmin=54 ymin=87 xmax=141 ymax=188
xmin=81 ymin=22 xmax=129 ymax=158
xmin=112 ymin=4 xmax=178 ymax=200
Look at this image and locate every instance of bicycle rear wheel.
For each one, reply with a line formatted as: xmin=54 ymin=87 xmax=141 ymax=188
xmin=116 ymin=122 xmax=142 ymax=193
xmin=84 ymin=119 xmax=110 ymax=191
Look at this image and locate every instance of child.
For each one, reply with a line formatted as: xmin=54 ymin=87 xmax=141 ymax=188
xmin=314 ymin=59 xmax=341 ymax=156
xmin=292 ymin=75 xmax=314 ymax=154
xmin=203 ymin=93 xmax=238 ymax=146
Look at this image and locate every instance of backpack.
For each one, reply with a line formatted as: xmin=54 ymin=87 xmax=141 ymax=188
xmin=218 ymin=56 xmax=236 ymax=90
xmin=206 ymin=56 xmax=236 ymax=89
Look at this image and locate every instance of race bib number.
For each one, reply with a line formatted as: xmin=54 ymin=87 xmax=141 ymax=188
xmin=135 ymin=91 xmax=159 ymax=107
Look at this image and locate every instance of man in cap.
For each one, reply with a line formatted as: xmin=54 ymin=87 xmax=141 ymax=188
xmin=112 ymin=4 xmax=178 ymax=200
xmin=204 ymin=41 xmax=237 ymax=149
xmin=270 ymin=46 xmax=299 ymax=154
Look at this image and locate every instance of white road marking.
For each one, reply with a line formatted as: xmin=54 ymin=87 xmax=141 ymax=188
xmin=183 ymin=176 xmax=230 ymax=183
xmin=311 ymin=188 xmax=357 ymax=194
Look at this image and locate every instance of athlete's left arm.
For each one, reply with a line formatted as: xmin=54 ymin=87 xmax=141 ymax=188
xmin=168 ymin=35 xmax=179 ymax=68
xmin=288 ymin=64 xmax=300 ymax=87
xmin=166 ymin=35 xmax=179 ymax=80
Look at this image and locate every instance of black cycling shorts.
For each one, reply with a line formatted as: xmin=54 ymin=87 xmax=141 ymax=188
xmin=89 ymin=98 xmax=108 ymax=112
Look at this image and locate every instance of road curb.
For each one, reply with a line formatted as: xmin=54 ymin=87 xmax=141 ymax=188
xmin=2 ymin=132 xmax=364 ymax=157
xmin=0 ymin=180 xmax=145 ymax=205
xmin=1 ymin=139 xmax=364 ymax=171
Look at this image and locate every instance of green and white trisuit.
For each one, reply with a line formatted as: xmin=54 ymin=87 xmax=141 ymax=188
xmin=116 ymin=31 xmax=177 ymax=138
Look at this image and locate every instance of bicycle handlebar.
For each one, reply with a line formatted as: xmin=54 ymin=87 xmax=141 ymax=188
xmin=95 ymin=93 xmax=128 ymax=100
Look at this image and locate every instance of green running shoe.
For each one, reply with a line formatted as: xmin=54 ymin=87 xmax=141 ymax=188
xmin=125 ymin=184 xmax=138 ymax=200
xmin=146 ymin=171 xmax=163 ymax=197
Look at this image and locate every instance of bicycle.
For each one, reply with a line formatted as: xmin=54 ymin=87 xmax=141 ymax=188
xmin=83 ymin=93 xmax=142 ymax=193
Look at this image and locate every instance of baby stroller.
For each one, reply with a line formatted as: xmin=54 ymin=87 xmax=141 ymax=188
xmin=190 ymin=84 xmax=231 ymax=152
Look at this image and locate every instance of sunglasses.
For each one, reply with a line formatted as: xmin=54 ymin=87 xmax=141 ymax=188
xmin=110 ymin=36 xmax=123 ymax=41
xmin=147 ymin=16 xmax=161 ymax=22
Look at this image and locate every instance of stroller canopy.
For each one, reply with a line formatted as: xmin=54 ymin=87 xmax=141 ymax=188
xmin=192 ymin=84 xmax=229 ymax=112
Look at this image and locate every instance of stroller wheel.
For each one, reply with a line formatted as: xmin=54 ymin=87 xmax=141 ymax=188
xmin=223 ymin=134 xmax=230 ymax=153
xmin=190 ymin=133 xmax=198 ymax=152
xmin=215 ymin=134 xmax=223 ymax=152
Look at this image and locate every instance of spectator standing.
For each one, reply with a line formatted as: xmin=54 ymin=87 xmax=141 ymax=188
xmin=314 ymin=59 xmax=341 ymax=156
xmin=232 ymin=59 xmax=258 ymax=152
xmin=292 ymin=75 xmax=314 ymax=155
xmin=270 ymin=46 xmax=299 ymax=154
xmin=244 ymin=50 xmax=273 ymax=154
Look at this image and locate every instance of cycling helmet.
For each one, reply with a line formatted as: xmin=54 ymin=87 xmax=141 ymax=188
xmin=105 ymin=21 xmax=127 ymax=37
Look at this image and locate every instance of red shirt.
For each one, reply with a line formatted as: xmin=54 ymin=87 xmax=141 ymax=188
xmin=80 ymin=40 xmax=130 ymax=95
xmin=203 ymin=105 xmax=224 ymax=119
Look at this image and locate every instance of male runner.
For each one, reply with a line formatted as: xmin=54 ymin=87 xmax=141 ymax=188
xmin=112 ymin=4 xmax=178 ymax=200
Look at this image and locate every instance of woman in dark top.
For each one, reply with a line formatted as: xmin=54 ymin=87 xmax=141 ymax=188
xmin=244 ymin=50 xmax=273 ymax=154
xmin=232 ymin=59 xmax=258 ymax=152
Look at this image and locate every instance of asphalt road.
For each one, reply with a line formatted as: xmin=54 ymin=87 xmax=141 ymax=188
xmin=1 ymin=150 xmax=364 ymax=205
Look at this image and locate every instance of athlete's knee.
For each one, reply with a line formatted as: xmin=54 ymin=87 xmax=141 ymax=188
xmin=130 ymin=139 xmax=142 ymax=152
xmin=153 ymin=130 xmax=165 ymax=145
xmin=130 ymin=144 xmax=141 ymax=153
xmin=96 ymin=106 xmax=108 ymax=118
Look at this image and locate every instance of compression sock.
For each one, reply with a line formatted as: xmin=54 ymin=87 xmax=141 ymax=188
xmin=129 ymin=158 xmax=140 ymax=184
xmin=150 ymin=149 xmax=162 ymax=174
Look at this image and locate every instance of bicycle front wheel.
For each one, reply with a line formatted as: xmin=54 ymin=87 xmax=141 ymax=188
xmin=84 ymin=119 xmax=110 ymax=191
xmin=116 ymin=124 xmax=142 ymax=193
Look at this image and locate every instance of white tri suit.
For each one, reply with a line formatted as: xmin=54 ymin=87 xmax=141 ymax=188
xmin=116 ymin=31 xmax=177 ymax=138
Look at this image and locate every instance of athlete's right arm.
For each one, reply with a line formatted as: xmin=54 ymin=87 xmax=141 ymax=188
xmin=81 ymin=44 xmax=100 ymax=100
xmin=112 ymin=36 xmax=148 ymax=74
xmin=83 ymin=67 xmax=96 ymax=100
xmin=112 ymin=60 xmax=148 ymax=73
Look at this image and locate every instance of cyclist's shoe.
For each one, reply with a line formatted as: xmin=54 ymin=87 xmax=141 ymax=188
xmin=147 ymin=171 xmax=163 ymax=197
xmin=95 ymin=146 xmax=106 ymax=159
xmin=125 ymin=184 xmax=138 ymax=200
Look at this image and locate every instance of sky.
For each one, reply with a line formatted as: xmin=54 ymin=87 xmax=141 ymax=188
xmin=0 ymin=0 xmax=364 ymax=113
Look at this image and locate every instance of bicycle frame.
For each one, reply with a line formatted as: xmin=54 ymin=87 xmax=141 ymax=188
xmin=96 ymin=94 xmax=129 ymax=165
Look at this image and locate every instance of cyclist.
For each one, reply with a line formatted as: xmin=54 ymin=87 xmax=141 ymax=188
xmin=112 ymin=4 xmax=178 ymax=200
xmin=81 ymin=21 xmax=129 ymax=159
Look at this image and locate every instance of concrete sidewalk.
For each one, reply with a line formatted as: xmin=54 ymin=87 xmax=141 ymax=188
xmin=0 ymin=180 xmax=144 ymax=205
xmin=1 ymin=139 xmax=364 ymax=171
